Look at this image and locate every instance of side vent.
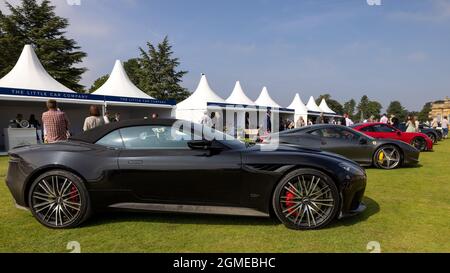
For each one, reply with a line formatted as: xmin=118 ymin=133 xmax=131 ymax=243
xmin=246 ymin=164 xmax=284 ymax=172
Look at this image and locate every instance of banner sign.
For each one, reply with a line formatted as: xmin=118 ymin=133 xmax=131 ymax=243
xmin=207 ymin=102 xmax=295 ymax=113
xmin=0 ymin=87 xmax=176 ymax=106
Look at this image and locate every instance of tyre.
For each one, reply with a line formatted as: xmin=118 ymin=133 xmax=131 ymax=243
xmin=427 ymin=133 xmax=437 ymax=144
xmin=373 ymin=145 xmax=402 ymax=170
xmin=272 ymin=169 xmax=340 ymax=230
xmin=28 ymin=170 xmax=91 ymax=229
xmin=411 ymin=137 xmax=427 ymax=151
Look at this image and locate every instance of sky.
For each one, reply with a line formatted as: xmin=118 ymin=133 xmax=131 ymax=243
xmin=1 ymin=0 xmax=450 ymax=111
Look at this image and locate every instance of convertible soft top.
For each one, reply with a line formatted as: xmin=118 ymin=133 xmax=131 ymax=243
xmin=70 ymin=118 xmax=178 ymax=144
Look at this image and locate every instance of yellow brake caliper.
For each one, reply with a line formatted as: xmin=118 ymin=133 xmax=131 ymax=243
xmin=378 ymin=151 xmax=385 ymax=163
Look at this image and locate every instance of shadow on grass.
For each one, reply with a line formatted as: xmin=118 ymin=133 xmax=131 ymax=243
xmin=83 ymin=196 xmax=379 ymax=229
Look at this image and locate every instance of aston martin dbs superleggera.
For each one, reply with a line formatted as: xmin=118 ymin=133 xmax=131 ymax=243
xmin=6 ymin=119 xmax=367 ymax=230
xmin=351 ymin=123 xmax=433 ymax=152
xmin=264 ymin=124 xmax=420 ymax=170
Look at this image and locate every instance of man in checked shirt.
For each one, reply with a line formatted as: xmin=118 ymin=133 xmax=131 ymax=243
xmin=41 ymin=100 xmax=70 ymax=143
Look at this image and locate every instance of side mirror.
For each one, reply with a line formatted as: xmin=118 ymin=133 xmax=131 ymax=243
xmin=359 ymin=138 xmax=368 ymax=145
xmin=188 ymin=140 xmax=212 ymax=150
xmin=397 ymin=131 xmax=402 ymax=136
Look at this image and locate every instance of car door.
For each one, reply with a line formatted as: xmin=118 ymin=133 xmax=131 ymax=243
xmin=115 ymin=125 xmax=244 ymax=206
xmin=311 ymin=127 xmax=370 ymax=163
xmin=372 ymin=124 xmax=403 ymax=140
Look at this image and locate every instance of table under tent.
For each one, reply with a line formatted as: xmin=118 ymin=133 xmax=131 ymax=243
xmin=0 ymin=45 xmax=174 ymax=153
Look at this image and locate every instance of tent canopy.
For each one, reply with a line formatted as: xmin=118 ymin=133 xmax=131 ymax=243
xmin=226 ymin=81 xmax=255 ymax=106
xmin=306 ymin=96 xmax=322 ymax=112
xmin=319 ymin=98 xmax=336 ymax=114
xmin=0 ymin=45 xmax=74 ymax=93
xmin=176 ymin=74 xmax=225 ymax=110
xmin=93 ymin=60 xmax=154 ymax=99
xmin=255 ymin=87 xmax=280 ymax=108
xmin=288 ymin=93 xmax=308 ymax=115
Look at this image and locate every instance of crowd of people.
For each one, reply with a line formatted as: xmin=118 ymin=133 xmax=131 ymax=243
xmin=10 ymin=100 xmax=164 ymax=144
xmin=10 ymin=99 xmax=449 ymax=144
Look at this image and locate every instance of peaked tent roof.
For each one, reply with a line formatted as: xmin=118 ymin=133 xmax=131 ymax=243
xmin=177 ymin=74 xmax=225 ymax=110
xmin=255 ymin=87 xmax=280 ymax=108
xmin=306 ymin=96 xmax=323 ymax=112
xmin=93 ymin=60 xmax=154 ymax=99
xmin=319 ymin=99 xmax=336 ymax=114
xmin=226 ymin=81 xmax=255 ymax=106
xmin=288 ymin=93 xmax=308 ymax=114
xmin=0 ymin=45 xmax=74 ymax=93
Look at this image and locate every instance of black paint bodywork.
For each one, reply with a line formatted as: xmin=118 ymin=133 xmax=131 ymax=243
xmin=6 ymin=119 xmax=367 ymax=221
xmin=272 ymin=124 xmax=420 ymax=167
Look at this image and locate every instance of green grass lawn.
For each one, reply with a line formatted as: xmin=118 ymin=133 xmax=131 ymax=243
xmin=1 ymin=141 xmax=449 ymax=253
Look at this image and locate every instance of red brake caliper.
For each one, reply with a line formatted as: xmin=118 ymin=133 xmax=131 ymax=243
xmin=70 ymin=186 xmax=79 ymax=204
xmin=285 ymin=191 xmax=298 ymax=217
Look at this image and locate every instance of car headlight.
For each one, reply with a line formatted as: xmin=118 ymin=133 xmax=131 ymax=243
xmin=338 ymin=162 xmax=365 ymax=176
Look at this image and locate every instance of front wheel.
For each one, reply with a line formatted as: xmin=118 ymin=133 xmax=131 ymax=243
xmin=411 ymin=137 xmax=427 ymax=152
xmin=28 ymin=170 xmax=91 ymax=229
xmin=272 ymin=169 xmax=340 ymax=230
xmin=373 ymin=145 xmax=402 ymax=170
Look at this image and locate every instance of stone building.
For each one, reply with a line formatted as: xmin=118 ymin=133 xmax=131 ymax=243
xmin=430 ymin=97 xmax=450 ymax=122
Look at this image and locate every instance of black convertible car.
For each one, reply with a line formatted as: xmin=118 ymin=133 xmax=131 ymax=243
xmin=264 ymin=124 xmax=420 ymax=170
xmin=6 ymin=119 xmax=367 ymax=230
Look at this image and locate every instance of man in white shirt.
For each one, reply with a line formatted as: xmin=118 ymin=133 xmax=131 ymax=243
xmin=380 ymin=114 xmax=389 ymax=124
xmin=344 ymin=114 xmax=354 ymax=127
xmin=200 ymin=111 xmax=212 ymax=127
xmin=441 ymin=116 xmax=449 ymax=138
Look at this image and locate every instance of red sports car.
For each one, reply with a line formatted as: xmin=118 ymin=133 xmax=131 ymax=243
xmin=351 ymin=123 xmax=433 ymax=152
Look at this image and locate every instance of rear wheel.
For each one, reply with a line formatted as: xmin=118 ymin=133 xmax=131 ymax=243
xmin=411 ymin=137 xmax=427 ymax=151
xmin=272 ymin=169 xmax=340 ymax=230
xmin=28 ymin=170 xmax=91 ymax=229
xmin=427 ymin=133 xmax=437 ymax=144
xmin=373 ymin=145 xmax=402 ymax=170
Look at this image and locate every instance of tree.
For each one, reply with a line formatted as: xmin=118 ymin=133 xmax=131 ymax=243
xmin=343 ymin=99 xmax=356 ymax=119
xmin=367 ymin=101 xmax=382 ymax=119
xmin=387 ymin=101 xmax=407 ymax=121
xmin=123 ymin=58 xmax=141 ymax=86
xmin=88 ymin=74 xmax=109 ymax=93
xmin=418 ymin=102 xmax=432 ymax=123
xmin=316 ymin=94 xmax=344 ymax=115
xmin=356 ymin=95 xmax=370 ymax=121
xmin=138 ymin=36 xmax=190 ymax=102
xmin=0 ymin=0 xmax=87 ymax=91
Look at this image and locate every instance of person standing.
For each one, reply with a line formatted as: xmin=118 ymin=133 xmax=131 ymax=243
xmin=103 ymin=111 xmax=110 ymax=124
xmin=380 ymin=114 xmax=389 ymax=124
xmin=114 ymin=113 xmax=121 ymax=122
xmin=200 ymin=111 xmax=212 ymax=127
xmin=344 ymin=114 xmax=354 ymax=127
xmin=390 ymin=114 xmax=400 ymax=128
xmin=441 ymin=116 xmax=449 ymax=139
xmin=41 ymin=100 xmax=69 ymax=143
xmin=83 ymin=105 xmax=105 ymax=131
xmin=405 ymin=116 xmax=417 ymax=133
xmin=296 ymin=116 xmax=305 ymax=128
xmin=431 ymin=118 xmax=439 ymax=129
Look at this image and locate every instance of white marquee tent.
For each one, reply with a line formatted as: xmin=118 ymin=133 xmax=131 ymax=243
xmin=226 ymin=81 xmax=255 ymax=106
xmin=0 ymin=45 xmax=175 ymax=152
xmin=319 ymin=98 xmax=336 ymax=114
xmin=175 ymin=74 xmax=225 ymax=123
xmin=306 ymin=96 xmax=323 ymax=113
xmin=255 ymin=87 xmax=281 ymax=108
xmin=288 ymin=93 xmax=308 ymax=127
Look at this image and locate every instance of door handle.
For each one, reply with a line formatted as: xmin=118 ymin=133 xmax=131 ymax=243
xmin=128 ymin=160 xmax=143 ymax=165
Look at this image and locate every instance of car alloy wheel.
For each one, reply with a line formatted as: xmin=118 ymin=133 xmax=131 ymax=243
xmin=29 ymin=170 xmax=90 ymax=228
xmin=427 ymin=133 xmax=437 ymax=144
xmin=411 ymin=137 xmax=426 ymax=151
xmin=374 ymin=145 xmax=401 ymax=169
xmin=273 ymin=169 xmax=339 ymax=230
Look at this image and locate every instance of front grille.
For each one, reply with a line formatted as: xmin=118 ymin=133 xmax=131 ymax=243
xmin=350 ymin=189 xmax=365 ymax=211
